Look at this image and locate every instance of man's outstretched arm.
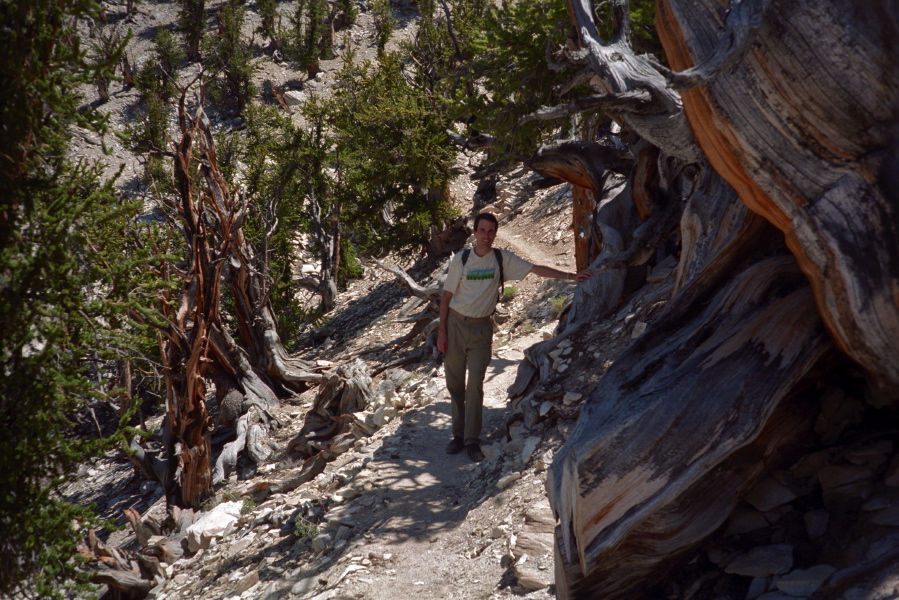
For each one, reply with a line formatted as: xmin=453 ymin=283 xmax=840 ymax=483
xmin=436 ymin=290 xmax=453 ymax=354
xmin=530 ymin=264 xmax=594 ymax=283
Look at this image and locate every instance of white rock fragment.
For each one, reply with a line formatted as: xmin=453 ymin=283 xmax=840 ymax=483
xmin=481 ymin=444 xmax=501 ymax=462
xmin=725 ymin=544 xmax=793 ymax=577
xmin=185 ymin=502 xmax=242 ymax=553
xmin=775 ymin=564 xmax=836 ymax=597
xmin=284 ymin=90 xmax=306 ymax=106
xmin=562 ymin=392 xmax=582 ymax=405
xmin=745 ymin=477 xmax=798 ymax=512
xmin=497 ymin=472 xmax=522 ymax=490
xmin=520 ymin=437 xmax=541 ymax=465
xmin=534 ymin=450 xmax=554 ymax=473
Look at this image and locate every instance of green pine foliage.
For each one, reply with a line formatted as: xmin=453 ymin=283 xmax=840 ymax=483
xmin=595 ymin=0 xmax=663 ymax=58
xmin=130 ymin=28 xmax=183 ymax=188
xmin=0 ymin=1 xmax=165 ymax=596
xmin=176 ymin=0 xmax=206 ymax=61
xmin=321 ymin=52 xmax=459 ymax=254
xmin=459 ymin=0 xmax=577 ymax=157
xmin=441 ymin=0 xmax=662 ymax=158
xmin=206 ymin=0 xmax=257 ymax=111
xmin=237 ymin=103 xmax=332 ymax=339
xmin=256 ymin=0 xmax=279 ymax=41
xmin=231 ymin=46 xmax=458 ymax=331
xmin=371 ymin=0 xmax=394 ymax=54
xmin=285 ymin=0 xmax=332 ymax=75
xmin=152 ymin=26 xmax=186 ymax=95
xmin=334 ymin=0 xmax=358 ymax=31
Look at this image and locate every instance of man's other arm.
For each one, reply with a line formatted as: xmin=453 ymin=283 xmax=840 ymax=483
xmin=437 ymin=290 xmax=453 ymax=354
xmin=529 ymin=264 xmax=594 ymax=283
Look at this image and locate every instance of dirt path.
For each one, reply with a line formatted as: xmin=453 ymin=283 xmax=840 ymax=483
xmin=302 ymin=322 xmax=552 ymax=600
xmin=291 ymin=212 xmax=569 ymax=600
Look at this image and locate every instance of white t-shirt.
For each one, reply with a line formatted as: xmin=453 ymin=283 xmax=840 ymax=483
xmin=444 ymin=248 xmax=533 ymax=318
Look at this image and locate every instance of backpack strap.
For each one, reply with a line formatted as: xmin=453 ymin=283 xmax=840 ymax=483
xmin=461 ymin=248 xmax=471 ymax=266
xmin=494 ymin=248 xmax=504 ymax=294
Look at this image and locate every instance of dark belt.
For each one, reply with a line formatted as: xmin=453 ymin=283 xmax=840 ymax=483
xmin=449 ymin=308 xmax=492 ymax=324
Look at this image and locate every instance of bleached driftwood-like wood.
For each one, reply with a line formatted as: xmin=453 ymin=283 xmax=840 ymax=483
xmin=565 ymin=0 xmax=701 ymax=163
xmin=549 ymin=257 xmax=832 ymax=599
xmin=554 ymin=389 xmax=819 ymax=599
xmin=287 ymin=359 xmax=374 ymax=460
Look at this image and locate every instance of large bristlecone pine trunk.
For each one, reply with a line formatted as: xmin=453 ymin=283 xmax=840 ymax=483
xmin=510 ymin=0 xmax=898 ymax=598
xmin=129 ymin=94 xmax=323 ymax=511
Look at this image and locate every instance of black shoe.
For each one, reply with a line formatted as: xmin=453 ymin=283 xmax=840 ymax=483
xmin=445 ymin=437 xmax=465 ymax=455
xmin=466 ymin=443 xmax=485 ymax=462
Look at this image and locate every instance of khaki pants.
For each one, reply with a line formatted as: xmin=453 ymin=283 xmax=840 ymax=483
xmin=444 ymin=314 xmax=493 ymax=445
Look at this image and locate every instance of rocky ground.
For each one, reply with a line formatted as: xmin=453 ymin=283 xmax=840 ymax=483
xmin=59 ymin=2 xmax=899 ymax=600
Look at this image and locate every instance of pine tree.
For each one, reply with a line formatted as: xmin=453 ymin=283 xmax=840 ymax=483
xmin=208 ymin=0 xmax=256 ymax=111
xmin=176 ymin=0 xmax=206 ymax=61
xmin=0 ymin=1 xmax=163 ymax=596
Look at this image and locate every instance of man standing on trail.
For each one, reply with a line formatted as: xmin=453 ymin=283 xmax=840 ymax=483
xmin=437 ymin=212 xmax=594 ymax=462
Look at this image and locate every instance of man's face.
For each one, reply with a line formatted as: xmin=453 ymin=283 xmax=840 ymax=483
xmin=473 ymin=220 xmax=497 ymax=249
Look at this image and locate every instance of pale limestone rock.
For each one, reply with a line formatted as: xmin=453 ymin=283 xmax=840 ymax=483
xmin=844 ymin=440 xmax=893 ymax=469
xmin=747 ymin=576 xmax=769 ymax=600
xmin=534 ymin=449 xmax=553 ymax=473
xmin=745 ymin=477 xmax=798 ymax=512
xmin=726 ymin=509 xmax=769 ymax=536
xmin=372 ymin=405 xmax=395 ymax=427
xmin=185 ymin=502 xmax=242 ymax=553
xmin=883 ymin=452 xmax=899 ymax=487
xmin=497 ymin=472 xmax=522 ymax=490
xmin=804 ymin=510 xmax=830 ymax=540
xmin=311 ymin=532 xmax=333 ymax=553
xmin=562 ymin=391 xmax=582 ymax=405
xmin=861 ymin=495 xmax=897 ymax=510
xmin=648 ymin=255 xmax=679 ymax=282
xmin=514 ymin=562 xmax=551 ymax=591
xmin=775 ymin=564 xmax=835 ymax=597
xmin=283 ymin=90 xmax=306 ymax=106
xmin=756 ymin=593 xmax=796 ymax=600
xmin=818 ymin=465 xmax=872 ymax=489
xmin=520 ymin=437 xmax=541 ymax=465
xmin=789 ymin=451 xmax=832 ymax=479
xmin=231 ymin=569 xmax=259 ymax=595
xmin=872 ymin=507 xmax=899 ymax=526
xmin=481 ymin=444 xmax=501 ymax=462
xmin=630 ymin=321 xmax=647 ymax=338
xmin=725 ymin=544 xmax=794 ymax=577
xmin=512 ymin=500 xmax=554 ymax=561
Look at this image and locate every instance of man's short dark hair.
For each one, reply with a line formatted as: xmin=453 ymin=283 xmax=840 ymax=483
xmin=473 ymin=212 xmax=498 ymax=231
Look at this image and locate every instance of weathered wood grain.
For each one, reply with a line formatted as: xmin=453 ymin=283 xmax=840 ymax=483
xmin=549 ymin=257 xmax=832 ymax=598
xmin=657 ymin=0 xmax=899 ymax=392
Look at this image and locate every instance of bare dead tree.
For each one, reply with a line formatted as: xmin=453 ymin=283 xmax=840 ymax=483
xmin=132 ymin=87 xmax=324 ymax=509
